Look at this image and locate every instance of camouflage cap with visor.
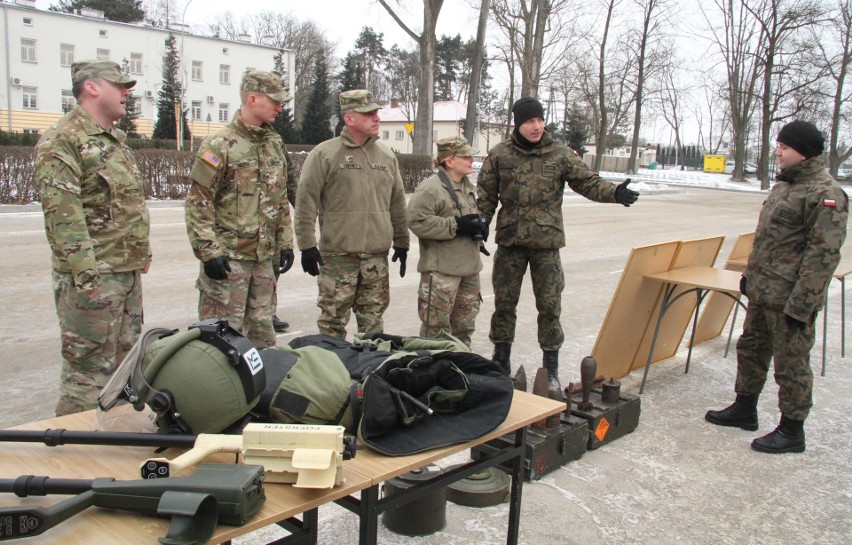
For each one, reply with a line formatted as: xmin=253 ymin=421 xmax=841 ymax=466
xmin=436 ymin=136 xmax=476 ymax=161
xmin=339 ymin=89 xmax=381 ymax=113
xmin=241 ymin=70 xmax=292 ymax=102
xmin=71 ymin=60 xmax=136 ymax=88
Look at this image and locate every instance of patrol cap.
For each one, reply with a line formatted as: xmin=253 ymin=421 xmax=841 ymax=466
xmin=436 ymin=136 xmax=476 ymax=161
xmin=340 ymin=89 xmax=381 ymax=113
xmin=71 ymin=60 xmax=136 ymax=88
xmin=241 ymin=70 xmax=291 ymax=102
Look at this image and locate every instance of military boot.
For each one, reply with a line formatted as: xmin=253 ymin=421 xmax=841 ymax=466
xmin=492 ymin=342 xmax=512 ymax=375
xmin=272 ymin=314 xmax=289 ymax=333
xmin=543 ymin=351 xmax=565 ymax=400
xmin=704 ymin=394 xmax=759 ymax=431
xmin=751 ymin=414 xmax=805 ymax=454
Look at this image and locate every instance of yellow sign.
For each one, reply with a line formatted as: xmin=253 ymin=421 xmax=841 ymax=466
xmin=405 ymin=123 xmax=415 ymax=135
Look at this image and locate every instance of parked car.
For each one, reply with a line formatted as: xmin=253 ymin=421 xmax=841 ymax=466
xmin=836 ymin=168 xmax=852 ymax=181
xmin=725 ymin=160 xmax=757 ymax=174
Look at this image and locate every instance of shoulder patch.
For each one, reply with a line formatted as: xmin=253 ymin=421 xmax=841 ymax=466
xmin=824 ymin=198 xmax=837 ymax=207
xmin=201 ymin=150 xmax=222 ymax=168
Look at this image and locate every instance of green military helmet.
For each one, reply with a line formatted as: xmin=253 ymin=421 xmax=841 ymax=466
xmin=100 ymin=320 xmax=266 ymax=435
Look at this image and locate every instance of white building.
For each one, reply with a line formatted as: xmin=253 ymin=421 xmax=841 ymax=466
xmin=0 ymin=0 xmax=295 ymax=139
xmin=377 ymin=99 xmax=508 ymax=156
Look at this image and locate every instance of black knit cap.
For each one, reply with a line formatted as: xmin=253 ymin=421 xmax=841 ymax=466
xmin=776 ymin=120 xmax=824 ymax=159
xmin=512 ymin=96 xmax=545 ymax=127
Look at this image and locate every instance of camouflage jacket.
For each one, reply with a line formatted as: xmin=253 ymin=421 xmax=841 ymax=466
xmin=476 ymin=130 xmax=617 ymax=249
xmin=294 ymin=127 xmax=409 ymax=254
xmin=185 ymin=110 xmax=293 ymax=263
xmin=36 ymin=105 xmax=150 ymax=291
xmin=407 ymin=167 xmax=483 ymax=277
xmin=744 ymin=157 xmax=848 ymax=320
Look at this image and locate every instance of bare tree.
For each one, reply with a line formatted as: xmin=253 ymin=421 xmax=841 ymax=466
xmin=464 ymin=0 xmax=491 ymax=144
xmin=688 ymin=81 xmax=732 ymax=155
xmin=590 ymin=0 xmax=626 ymax=171
xmin=701 ymin=0 xmax=765 ymax=182
xmin=627 ymin=0 xmax=671 ymax=174
xmin=746 ymin=0 xmax=823 ymax=188
xmin=813 ymin=0 xmax=852 ymax=174
xmin=377 ymin=0 xmax=444 ymax=155
xmin=206 ymin=11 xmax=335 ymax=125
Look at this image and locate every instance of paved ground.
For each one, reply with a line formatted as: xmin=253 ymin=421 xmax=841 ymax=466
xmin=0 ymin=187 xmax=850 ymax=545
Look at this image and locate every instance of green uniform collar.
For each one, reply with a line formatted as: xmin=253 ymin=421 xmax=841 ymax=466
xmin=232 ymin=109 xmax=276 ymax=143
xmin=509 ymin=127 xmax=553 ymax=155
xmin=776 ymin=156 xmax=826 ymax=184
xmin=71 ymin=104 xmax=125 ymax=144
xmin=340 ymin=126 xmax=379 ymax=148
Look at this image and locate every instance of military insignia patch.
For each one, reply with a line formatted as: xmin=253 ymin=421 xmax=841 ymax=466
xmin=824 ymin=198 xmax=837 ymax=207
xmin=201 ymin=150 xmax=222 ymax=168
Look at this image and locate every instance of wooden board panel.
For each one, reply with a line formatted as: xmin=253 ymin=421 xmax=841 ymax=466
xmin=629 ymin=236 xmax=724 ymax=372
xmin=692 ymin=232 xmax=755 ymax=345
xmin=591 ymin=241 xmax=679 ymax=379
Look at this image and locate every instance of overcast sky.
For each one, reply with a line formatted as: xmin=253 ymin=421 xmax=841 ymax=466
xmin=34 ymin=0 xmax=482 ymax=56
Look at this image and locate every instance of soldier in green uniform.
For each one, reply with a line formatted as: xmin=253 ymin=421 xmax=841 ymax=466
xmin=476 ymin=96 xmax=638 ymax=389
xmin=35 ymin=60 xmax=151 ymax=416
xmin=185 ymin=70 xmax=294 ymax=348
xmin=706 ymin=120 xmax=848 ymax=454
xmin=407 ymin=136 xmax=487 ymax=348
xmin=295 ymin=90 xmax=409 ymax=339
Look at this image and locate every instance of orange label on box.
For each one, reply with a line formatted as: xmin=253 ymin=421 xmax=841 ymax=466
xmin=595 ymin=417 xmax=610 ymax=442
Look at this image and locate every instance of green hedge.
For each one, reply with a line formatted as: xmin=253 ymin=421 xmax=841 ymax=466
xmin=0 ymin=145 xmax=433 ymax=205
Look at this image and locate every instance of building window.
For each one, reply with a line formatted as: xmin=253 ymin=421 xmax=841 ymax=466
xmin=129 ymin=53 xmax=142 ymax=75
xmin=60 ymin=43 xmax=75 ymax=67
xmin=23 ymin=17 xmax=33 ymax=26
xmin=22 ymin=87 xmax=37 ymax=109
xmin=61 ymin=89 xmax=75 ymax=112
xmin=96 ymin=48 xmax=110 ymax=61
xmin=382 ymin=130 xmax=389 ymax=140
xmin=219 ymin=64 xmax=230 ymax=84
xmin=21 ymin=38 xmax=36 ymax=63
xmin=99 ymin=29 xmax=108 ymax=37
xmin=218 ymin=103 xmax=230 ymax=122
xmin=192 ymin=101 xmax=202 ymax=120
xmin=191 ymin=60 xmax=203 ymax=81
xmin=395 ymin=130 xmax=404 ymax=140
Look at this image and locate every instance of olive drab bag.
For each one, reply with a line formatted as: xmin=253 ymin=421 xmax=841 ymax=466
xmin=263 ymin=332 xmax=515 ymax=456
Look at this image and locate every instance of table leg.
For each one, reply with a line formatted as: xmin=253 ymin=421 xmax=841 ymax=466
xmin=640 ymin=283 xmax=677 ymax=395
xmin=684 ymin=289 xmax=709 ymax=374
xmin=357 ymin=486 xmax=380 ymax=545
xmin=724 ymin=299 xmax=741 ymax=358
xmin=274 ymin=510 xmax=319 ymax=545
xmin=506 ymin=426 xmax=528 ymax=545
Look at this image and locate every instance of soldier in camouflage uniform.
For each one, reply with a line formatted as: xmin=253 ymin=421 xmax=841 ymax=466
xmin=706 ymin=120 xmax=848 ymax=454
xmin=185 ymin=70 xmax=294 ymax=347
xmin=407 ymin=136 xmax=487 ymax=348
xmin=476 ymin=97 xmax=638 ymax=389
xmin=35 ymin=60 xmax=151 ymax=416
xmin=295 ymin=90 xmax=409 ymax=339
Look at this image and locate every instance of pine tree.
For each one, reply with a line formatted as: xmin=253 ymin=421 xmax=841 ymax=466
xmin=300 ymin=52 xmax=334 ymax=145
xmin=50 ymin=0 xmax=144 ymax=22
xmin=335 ymin=53 xmax=366 ymax=135
xmin=271 ymin=48 xmax=299 ymax=144
xmin=564 ymin=106 xmax=589 ymax=155
xmin=116 ymin=57 xmax=140 ymax=137
xmin=152 ymin=33 xmax=189 ymax=144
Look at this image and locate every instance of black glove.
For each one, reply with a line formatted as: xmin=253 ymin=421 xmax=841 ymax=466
xmin=279 ymin=249 xmax=294 ymax=274
xmin=392 ymin=247 xmax=407 ymax=278
xmin=455 ymin=214 xmax=482 ymax=237
xmin=480 ymin=245 xmax=491 ymax=256
xmin=615 ymin=178 xmax=639 ymax=207
xmin=481 ymin=220 xmax=489 ymax=242
xmin=203 ymin=256 xmax=230 ymax=280
xmin=784 ymin=313 xmax=806 ymax=330
xmin=301 ymin=247 xmax=323 ymax=277
xmin=739 ymin=275 xmax=747 ymax=297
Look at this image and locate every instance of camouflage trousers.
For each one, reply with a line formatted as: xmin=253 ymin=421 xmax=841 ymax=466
xmin=196 ymin=258 xmax=276 ymax=347
xmin=490 ymin=245 xmax=564 ymax=351
xmin=52 ymin=269 xmax=143 ymax=416
xmin=735 ymin=304 xmax=815 ymax=420
xmin=417 ymin=271 xmax=481 ymax=348
xmin=317 ymin=253 xmax=389 ymax=339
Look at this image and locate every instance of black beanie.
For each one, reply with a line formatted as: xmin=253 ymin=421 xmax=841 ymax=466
xmin=776 ymin=120 xmax=824 ymax=159
xmin=512 ymin=97 xmax=545 ymax=127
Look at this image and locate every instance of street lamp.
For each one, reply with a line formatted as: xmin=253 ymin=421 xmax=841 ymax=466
xmin=174 ymin=0 xmax=195 ymax=151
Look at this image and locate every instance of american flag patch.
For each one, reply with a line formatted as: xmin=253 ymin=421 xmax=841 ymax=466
xmin=201 ymin=150 xmax=221 ymax=168
xmin=824 ymin=199 xmax=836 ymax=207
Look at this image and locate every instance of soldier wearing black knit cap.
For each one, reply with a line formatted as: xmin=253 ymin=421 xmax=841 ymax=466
xmin=706 ymin=120 xmax=848 ymax=454
xmin=475 ymin=96 xmax=639 ymax=395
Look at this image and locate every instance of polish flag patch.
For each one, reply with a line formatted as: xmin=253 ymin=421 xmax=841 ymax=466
xmin=824 ymin=198 xmax=837 ymax=207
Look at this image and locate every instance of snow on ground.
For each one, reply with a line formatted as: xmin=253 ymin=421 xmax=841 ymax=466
xmin=598 ymin=166 xmax=766 ymax=193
